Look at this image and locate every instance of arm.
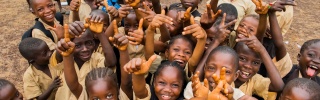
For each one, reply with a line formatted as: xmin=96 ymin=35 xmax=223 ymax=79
xmin=151 ymin=0 xmax=161 ymax=14
xmin=69 ymin=0 xmax=81 ymax=22
xmin=209 ymin=0 xmax=219 ymax=13
xmin=256 ymin=14 xmax=267 ymax=41
xmin=36 ymin=77 xmax=61 ymax=99
xmin=144 ymin=28 xmax=155 ymax=60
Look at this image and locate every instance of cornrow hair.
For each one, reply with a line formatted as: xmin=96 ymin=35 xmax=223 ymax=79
xmin=300 ymin=39 xmax=320 ymax=53
xmin=167 ymin=35 xmax=195 ymax=51
xmin=283 ymin=78 xmax=320 ymax=99
xmin=0 ymin=79 xmax=14 ymax=90
xmin=85 ymin=67 xmax=118 ymax=87
xmin=19 ymin=37 xmax=45 ymax=61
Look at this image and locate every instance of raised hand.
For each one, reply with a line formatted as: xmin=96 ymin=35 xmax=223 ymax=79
xmin=192 ymin=71 xmax=209 ymax=98
xmin=125 ymin=0 xmax=141 ymax=7
xmin=182 ymin=16 xmax=206 ymax=40
xmin=56 ymin=24 xmax=75 ymax=57
xmin=127 ymin=19 xmax=144 ymax=45
xmin=236 ymin=27 xmax=265 ymax=53
xmin=84 ymin=14 xmax=104 ymax=34
xmin=70 ymin=0 xmax=80 ymax=11
xmin=138 ymin=2 xmax=156 ymax=22
xmin=118 ymin=5 xmax=133 ymax=19
xmin=109 ymin=20 xmax=129 ymax=51
xmin=49 ymin=76 xmax=62 ymax=90
xmin=268 ymin=0 xmax=296 ymax=13
xmin=252 ymin=0 xmax=269 ymax=14
xmin=211 ymin=67 xmax=234 ymax=100
xmin=48 ymin=23 xmax=64 ymax=40
xmin=215 ymin=13 xmax=237 ymax=43
xmin=200 ymin=4 xmax=221 ymax=30
xmin=183 ymin=7 xmax=192 ymax=22
xmin=68 ymin=21 xmax=85 ymax=37
xmin=107 ymin=6 xmax=119 ymax=19
xmin=148 ymin=10 xmax=173 ymax=30
xmin=124 ymin=55 xmax=157 ymax=75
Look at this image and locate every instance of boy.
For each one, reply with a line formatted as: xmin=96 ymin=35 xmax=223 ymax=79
xmin=0 ymin=79 xmax=23 ymax=100
xmin=19 ymin=37 xmax=62 ymax=99
xmin=29 ymin=0 xmax=64 ymax=50
xmin=54 ymin=15 xmax=116 ymax=99
xmin=280 ymin=78 xmax=320 ymax=100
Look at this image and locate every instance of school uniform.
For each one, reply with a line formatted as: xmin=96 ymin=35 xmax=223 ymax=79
xmin=23 ymin=62 xmax=62 ymax=99
xmin=32 ymin=19 xmax=60 ymax=50
xmin=274 ymin=5 xmax=294 ymax=36
xmin=119 ymin=85 xmax=152 ymax=100
xmin=183 ymin=82 xmax=245 ymax=99
xmin=239 ymin=74 xmax=270 ymax=100
xmin=69 ymin=0 xmax=91 ymax=23
xmin=54 ymin=52 xmax=105 ymax=100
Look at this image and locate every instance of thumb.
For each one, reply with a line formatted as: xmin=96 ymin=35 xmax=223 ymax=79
xmin=109 ymin=37 xmax=115 ymax=42
xmin=204 ymin=78 xmax=209 ymax=88
xmin=103 ymin=0 xmax=108 ymax=8
xmin=144 ymin=55 xmax=157 ymax=66
xmin=206 ymin=4 xmax=212 ymax=18
xmin=212 ymin=81 xmax=223 ymax=93
xmin=143 ymin=2 xmax=151 ymax=11
xmin=161 ymin=9 xmax=165 ymax=15
xmin=138 ymin=19 xmax=144 ymax=30
xmin=112 ymin=20 xmax=119 ymax=35
xmin=190 ymin=16 xmax=195 ymax=24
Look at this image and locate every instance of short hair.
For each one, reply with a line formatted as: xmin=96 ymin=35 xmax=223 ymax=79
xmin=217 ymin=3 xmax=238 ymax=18
xmin=85 ymin=67 xmax=118 ymax=87
xmin=0 ymin=79 xmax=14 ymax=90
xmin=283 ymin=78 xmax=320 ymax=99
xmin=243 ymin=14 xmax=259 ymax=21
xmin=207 ymin=46 xmax=239 ymax=71
xmin=19 ymin=37 xmax=45 ymax=61
xmin=300 ymin=39 xmax=320 ymax=53
xmin=167 ymin=35 xmax=195 ymax=51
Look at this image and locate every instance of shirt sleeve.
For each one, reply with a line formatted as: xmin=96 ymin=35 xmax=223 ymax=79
xmin=245 ymin=0 xmax=257 ymax=15
xmin=133 ymin=84 xmax=151 ymax=100
xmin=253 ymin=74 xmax=271 ymax=100
xmin=272 ymin=53 xmax=293 ymax=78
xmin=183 ymin=82 xmax=194 ymax=99
xmin=32 ymin=29 xmax=56 ymax=50
xmin=23 ymin=69 xmax=42 ymax=99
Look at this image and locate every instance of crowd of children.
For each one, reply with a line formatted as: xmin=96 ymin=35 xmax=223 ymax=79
xmin=1 ymin=0 xmax=320 ymax=99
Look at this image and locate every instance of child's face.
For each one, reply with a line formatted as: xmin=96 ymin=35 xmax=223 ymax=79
xmin=141 ymin=0 xmax=153 ymax=10
xmin=180 ymin=0 xmax=200 ymax=9
xmin=298 ymin=42 xmax=320 ymax=78
xmin=0 ymin=84 xmax=23 ymax=100
xmin=31 ymin=0 xmax=56 ymax=25
xmin=154 ymin=67 xmax=183 ymax=100
xmin=73 ymin=32 xmax=95 ymax=62
xmin=87 ymin=78 xmax=118 ymax=100
xmin=280 ymin=87 xmax=311 ymax=100
xmin=165 ymin=38 xmax=193 ymax=68
xmin=236 ymin=44 xmax=261 ymax=83
xmin=33 ymin=42 xmax=53 ymax=66
xmin=124 ymin=13 xmax=138 ymax=35
xmin=85 ymin=0 xmax=101 ymax=10
xmin=236 ymin=17 xmax=258 ymax=39
xmin=204 ymin=52 xmax=238 ymax=89
xmin=166 ymin=10 xmax=182 ymax=36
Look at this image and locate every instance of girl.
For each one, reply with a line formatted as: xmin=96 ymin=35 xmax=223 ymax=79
xmin=124 ymin=57 xmax=188 ymax=100
xmin=0 ymin=79 xmax=23 ymax=100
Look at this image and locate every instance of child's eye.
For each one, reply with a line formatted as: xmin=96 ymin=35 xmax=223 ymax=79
xmin=15 ymin=91 xmax=20 ymax=97
xmin=239 ymin=57 xmax=246 ymax=61
xmin=252 ymin=61 xmax=261 ymax=65
xmin=308 ymin=53 xmax=315 ymax=58
xmin=159 ymin=81 xmax=166 ymax=85
xmin=185 ymin=51 xmax=191 ymax=55
xmin=37 ymin=8 xmax=43 ymax=12
xmin=106 ymin=94 xmax=113 ymax=99
xmin=173 ymin=48 xmax=179 ymax=51
xmin=226 ymin=70 xmax=232 ymax=74
xmin=48 ymin=3 xmax=54 ymax=8
xmin=75 ymin=44 xmax=81 ymax=48
xmin=171 ymin=84 xmax=179 ymax=88
xmin=92 ymin=98 xmax=100 ymax=100
xmin=85 ymin=41 xmax=94 ymax=46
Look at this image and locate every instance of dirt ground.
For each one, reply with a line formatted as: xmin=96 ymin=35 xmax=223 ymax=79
xmin=0 ymin=0 xmax=319 ymax=94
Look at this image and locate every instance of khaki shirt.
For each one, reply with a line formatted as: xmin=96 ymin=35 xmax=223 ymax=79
xmin=119 ymin=85 xmax=151 ymax=100
xmin=272 ymin=53 xmax=293 ymax=78
xmin=32 ymin=19 xmax=60 ymax=50
xmin=276 ymin=6 xmax=293 ymax=36
xmin=23 ymin=64 xmax=62 ymax=99
xmin=207 ymin=0 xmax=257 ymax=29
xmin=69 ymin=0 xmax=91 ymax=23
xmin=239 ymin=74 xmax=271 ymax=100
xmin=54 ymin=52 xmax=105 ymax=100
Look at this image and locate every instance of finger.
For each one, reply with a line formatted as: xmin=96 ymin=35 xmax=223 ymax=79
xmin=220 ymin=13 xmax=226 ymax=27
xmin=252 ymin=0 xmax=261 ymax=8
xmin=109 ymin=37 xmax=114 ymax=42
xmin=56 ymin=42 xmax=66 ymax=53
xmin=138 ymin=19 xmax=143 ymax=30
xmin=222 ymin=19 xmax=237 ymax=29
xmin=190 ymin=15 xmax=195 ymax=24
xmin=143 ymin=2 xmax=152 ymax=11
xmin=184 ymin=7 xmax=192 ymax=18
xmin=64 ymin=24 xmax=70 ymax=42
xmin=161 ymin=9 xmax=165 ymax=15
xmin=204 ymin=78 xmax=209 ymax=88
xmin=182 ymin=24 xmax=200 ymax=35
xmin=143 ymin=55 xmax=157 ymax=67
xmin=220 ymin=67 xmax=226 ymax=81
xmin=206 ymin=4 xmax=212 ymax=18
xmin=112 ymin=20 xmax=119 ymax=35
xmin=103 ymin=0 xmax=108 ymax=8
xmin=236 ymin=38 xmax=252 ymax=42
xmin=91 ymin=15 xmax=97 ymax=22
xmin=212 ymin=74 xmax=219 ymax=84
xmin=212 ymin=81 xmax=224 ymax=93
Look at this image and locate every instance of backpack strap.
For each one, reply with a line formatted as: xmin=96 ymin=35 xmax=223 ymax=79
xmin=33 ymin=18 xmax=55 ymax=42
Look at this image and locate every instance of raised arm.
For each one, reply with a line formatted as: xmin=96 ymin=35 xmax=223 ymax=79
xmin=268 ymin=1 xmax=295 ymax=60
xmin=209 ymin=0 xmax=219 ymax=13
xmin=69 ymin=0 xmax=81 ymax=22
xmin=251 ymin=0 xmax=269 ymax=41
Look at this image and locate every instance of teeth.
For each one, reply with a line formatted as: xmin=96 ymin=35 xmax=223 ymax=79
xmin=310 ymin=65 xmax=318 ymax=69
xmin=242 ymin=71 xmax=250 ymax=76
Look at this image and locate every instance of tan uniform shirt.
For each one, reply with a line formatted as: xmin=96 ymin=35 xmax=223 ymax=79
xmin=55 ymin=52 xmax=105 ymax=100
xmin=239 ymin=74 xmax=271 ymax=100
xmin=23 ymin=64 xmax=62 ymax=99
xmin=32 ymin=19 xmax=60 ymax=50
xmin=69 ymin=0 xmax=91 ymax=23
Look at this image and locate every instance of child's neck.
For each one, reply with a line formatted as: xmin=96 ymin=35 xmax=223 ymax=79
xmin=33 ymin=64 xmax=52 ymax=78
xmin=74 ymin=58 xmax=85 ymax=69
xmin=234 ymin=79 xmax=245 ymax=88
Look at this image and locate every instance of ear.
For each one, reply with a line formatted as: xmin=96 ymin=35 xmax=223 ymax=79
xmin=297 ymin=53 xmax=301 ymax=62
xmin=29 ymin=7 xmax=35 ymax=14
xmin=234 ymin=70 xmax=240 ymax=81
xmin=165 ymin=49 xmax=169 ymax=59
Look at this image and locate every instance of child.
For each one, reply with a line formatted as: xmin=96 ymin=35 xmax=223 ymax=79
xmin=184 ymin=46 xmax=254 ymax=99
xmin=124 ymin=58 xmax=188 ymax=100
xmin=169 ymin=0 xmax=201 ymax=23
xmin=0 ymin=79 xmax=23 ymax=100
xmin=282 ymin=39 xmax=320 ymax=85
xmin=54 ymin=15 xmax=116 ymax=99
xmin=19 ymin=37 xmax=62 ymax=100
xmin=279 ymin=78 xmax=320 ymax=100
xmin=29 ymin=0 xmax=64 ymax=50
xmin=145 ymin=13 xmax=206 ymax=79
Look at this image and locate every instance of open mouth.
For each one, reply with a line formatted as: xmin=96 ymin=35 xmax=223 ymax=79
xmin=237 ymin=33 xmax=248 ymax=39
xmin=240 ymin=71 xmax=251 ymax=79
xmin=161 ymin=94 xmax=172 ymax=100
xmin=306 ymin=65 xmax=319 ymax=77
xmin=174 ymin=59 xmax=185 ymax=67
